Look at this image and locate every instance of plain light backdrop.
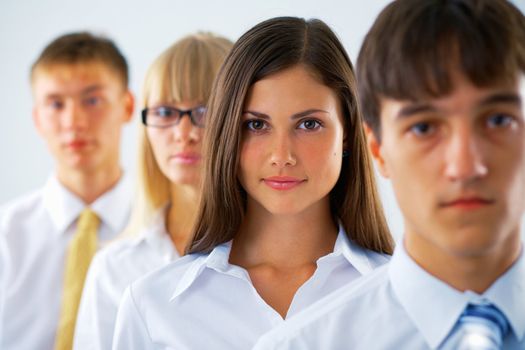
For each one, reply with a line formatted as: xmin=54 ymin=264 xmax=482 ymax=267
xmin=1 ymin=0 xmax=524 ymax=241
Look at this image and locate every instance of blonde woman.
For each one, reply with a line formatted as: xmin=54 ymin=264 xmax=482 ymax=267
xmin=73 ymin=32 xmax=232 ymax=350
xmin=113 ymin=17 xmax=394 ymax=349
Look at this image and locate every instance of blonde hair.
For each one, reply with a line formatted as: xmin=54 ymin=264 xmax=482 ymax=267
xmin=124 ymin=32 xmax=233 ymax=236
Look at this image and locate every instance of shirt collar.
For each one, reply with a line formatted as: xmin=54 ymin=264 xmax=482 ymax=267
xmin=42 ymin=175 xmax=85 ymax=234
xmin=325 ymin=224 xmax=387 ymax=275
xmin=42 ymin=173 xmax=131 ymax=235
xmin=483 ymin=247 xmax=525 ymax=341
xmin=169 ymin=223 xmax=383 ymax=302
xmin=169 ymin=240 xmax=248 ymax=302
xmin=390 ymin=241 xmax=525 ymax=348
xmin=90 ymin=172 xmax=132 ymax=233
xmin=141 ymin=205 xmax=179 ymax=260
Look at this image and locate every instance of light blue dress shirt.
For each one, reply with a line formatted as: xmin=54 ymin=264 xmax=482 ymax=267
xmin=253 ymin=242 xmax=525 ymax=350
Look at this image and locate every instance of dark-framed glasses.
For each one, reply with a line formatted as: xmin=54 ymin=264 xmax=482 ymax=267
xmin=141 ymin=105 xmax=206 ymax=128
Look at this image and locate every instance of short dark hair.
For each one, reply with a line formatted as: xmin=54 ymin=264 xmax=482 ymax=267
xmin=358 ymin=0 xmax=525 ymax=139
xmin=187 ymin=17 xmax=393 ymax=255
xmin=31 ymin=32 xmax=129 ymax=88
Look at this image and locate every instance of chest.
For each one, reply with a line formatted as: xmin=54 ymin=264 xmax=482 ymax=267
xmin=248 ymin=264 xmax=317 ymax=319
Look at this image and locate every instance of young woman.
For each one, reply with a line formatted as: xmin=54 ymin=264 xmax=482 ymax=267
xmin=112 ymin=17 xmax=394 ymax=349
xmin=73 ymin=32 xmax=233 ymax=350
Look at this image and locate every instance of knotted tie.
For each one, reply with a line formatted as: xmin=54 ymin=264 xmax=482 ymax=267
xmin=55 ymin=208 xmax=100 ymax=350
xmin=454 ymin=303 xmax=510 ymax=350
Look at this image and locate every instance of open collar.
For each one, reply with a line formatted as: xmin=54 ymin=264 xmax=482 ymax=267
xmin=168 ymin=224 xmax=387 ymax=303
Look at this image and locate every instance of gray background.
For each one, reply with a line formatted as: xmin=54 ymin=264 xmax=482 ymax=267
xmin=1 ymin=0 xmax=524 ymax=241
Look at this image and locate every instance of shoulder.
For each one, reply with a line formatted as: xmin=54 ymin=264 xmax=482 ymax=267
xmin=95 ymin=235 xmax=146 ymax=266
xmin=128 ymin=253 xmax=206 ymax=304
xmin=0 ymin=189 xmax=43 ymax=232
xmin=89 ymin=237 xmax=145 ymax=279
xmin=87 ymin=223 xmax=171 ymax=291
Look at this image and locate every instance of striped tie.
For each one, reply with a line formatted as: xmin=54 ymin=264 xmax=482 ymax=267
xmin=455 ymin=303 xmax=510 ymax=350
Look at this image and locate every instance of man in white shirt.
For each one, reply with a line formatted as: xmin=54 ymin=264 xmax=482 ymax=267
xmin=253 ymin=0 xmax=525 ymax=349
xmin=0 ymin=32 xmax=134 ymax=350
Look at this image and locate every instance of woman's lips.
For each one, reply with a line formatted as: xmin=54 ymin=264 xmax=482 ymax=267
xmin=171 ymin=153 xmax=201 ymax=164
xmin=263 ymin=176 xmax=306 ymax=190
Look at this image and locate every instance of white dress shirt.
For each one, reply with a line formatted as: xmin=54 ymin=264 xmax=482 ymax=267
xmin=0 ymin=229 xmax=6 ymax=344
xmin=74 ymin=207 xmax=179 ymax=350
xmin=0 ymin=175 xmax=131 ymax=350
xmin=111 ymin=226 xmax=389 ymax=350
xmin=253 ymin=241 xmax=525 ymax=350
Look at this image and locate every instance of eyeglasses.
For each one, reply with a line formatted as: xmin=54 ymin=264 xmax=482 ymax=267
xmin=141 ymin=105 xmax=206 ymax=128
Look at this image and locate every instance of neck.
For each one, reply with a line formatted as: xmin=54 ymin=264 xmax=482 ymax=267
xmin=405 ymin=230 xmax=522 ymax=293
xmin=230 ymin=199 xmax=338 ymax=269
xmin=56 ymin=165 xmax=122 ymax=204
xmin=166 ymin=184 xmax=200 ymax=255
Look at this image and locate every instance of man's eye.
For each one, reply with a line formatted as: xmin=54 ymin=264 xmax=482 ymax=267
xmin=486 ymin=114 xmax=515 ymax=129
xmin=84 ymin=96 xmax=101 ymax=106
xmin=409 ymin=122 xmax=435 ymax=137
xmin=298 ymin=119 xmax=322 ymax=130
xmin=49 ymin=100 xmax=64 ymax=109
xmin=245 ymin=119 xmax=267 ymax=131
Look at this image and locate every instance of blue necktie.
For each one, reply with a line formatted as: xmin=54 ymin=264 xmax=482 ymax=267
xmin=454 ymin=303 xmax=510 ymax=350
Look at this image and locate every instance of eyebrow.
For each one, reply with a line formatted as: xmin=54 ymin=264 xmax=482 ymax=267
xmin=395 ymin=92 xmax=523 ymax=120
xmin=43 ymin=85 xmax=105 ymax=100
xmin=243 ymin=108 xmax=329 ymax=120
xmin=478 ymin=92 xmax=522 ymax=108
xmin=396 ymin=104 xmax=436 ymax=119
xmin=81 ymin=85 xmax=105 ymax=95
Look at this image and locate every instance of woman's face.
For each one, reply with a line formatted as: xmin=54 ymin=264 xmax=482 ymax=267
xmin=239 ymin=64 xmax=345 ymax=216
xmin=146 ymin=99 xmax=205 ymax=187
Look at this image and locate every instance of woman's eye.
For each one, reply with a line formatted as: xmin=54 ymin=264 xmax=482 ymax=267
xmin=298 ymin=119 xmax=321 ymax=130
xmin=409 ymin=122 xmax=435 ymax=137
xmin=486 ymin=114 xmax=515 ymax=129
xmin=245 ymin=119 xmax=267 ymax=131
xmin=155 ymin=107 xmax=176 ymax=117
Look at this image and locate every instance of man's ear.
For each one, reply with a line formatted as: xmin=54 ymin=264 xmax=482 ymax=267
xmin=32 ymin=106 xmax=44 ymax=137
xmin=122 ymin=90 xmax=135 ymax=123
xmin=364 ymin=122 xmax=390 ymax=178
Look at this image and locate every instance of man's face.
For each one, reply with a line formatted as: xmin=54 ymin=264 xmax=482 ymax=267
xmin=368 ymin=72 xmax=525 ymax=261
xmin=32 ymin=62 xmax=133 ymax=176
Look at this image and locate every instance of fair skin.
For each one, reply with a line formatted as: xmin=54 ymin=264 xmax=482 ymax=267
xmin=366 ymin=70 xmax=525 ymax=293
xmin=230 ymin=64 xmax=345 ymax=318
xmin=146 ymin=99 xmax=204 ymax=255
xmin=32 ymin=62 xmax=134 ymax=204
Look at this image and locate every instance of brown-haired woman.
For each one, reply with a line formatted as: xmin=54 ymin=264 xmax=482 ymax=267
xmin=113 ymin=17 xmax=394 ymax=350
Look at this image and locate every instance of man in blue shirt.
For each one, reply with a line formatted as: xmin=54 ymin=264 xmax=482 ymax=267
xmin=253 ymin=0 xmax=525 ymax=349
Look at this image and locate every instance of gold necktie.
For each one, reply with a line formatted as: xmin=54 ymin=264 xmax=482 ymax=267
xmin=55 ymin=208 xmax=100 ymax=350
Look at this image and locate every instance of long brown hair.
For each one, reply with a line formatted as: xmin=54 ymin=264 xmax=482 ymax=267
xmin=188 ymin=17 xmax=394 ymax=255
